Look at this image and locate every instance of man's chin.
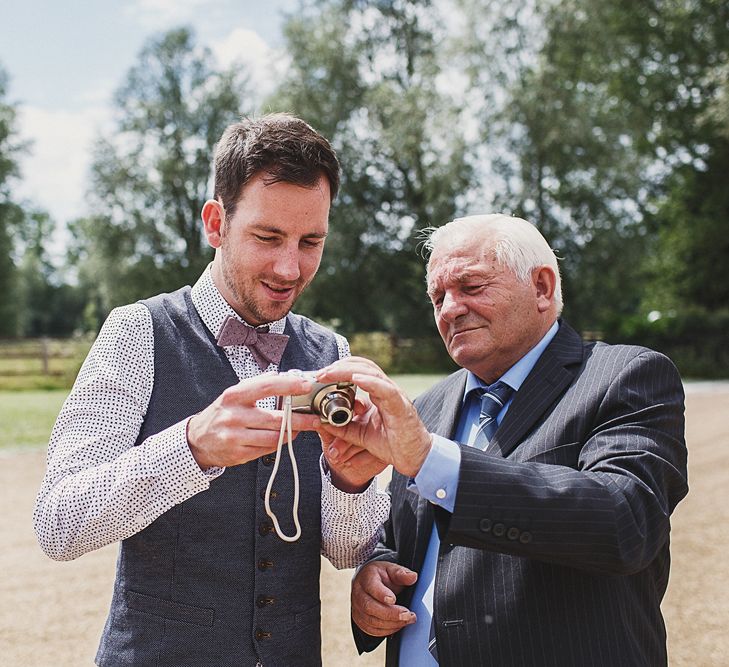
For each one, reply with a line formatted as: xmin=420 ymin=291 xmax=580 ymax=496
xmin=257 ymin=298 xmax=297 ymax=324
xmin=447 ymin=340 xmax=480 ymax=367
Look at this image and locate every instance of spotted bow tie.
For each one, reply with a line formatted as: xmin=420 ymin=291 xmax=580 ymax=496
xmin=215 ymin=315 xmax=289 ymax=371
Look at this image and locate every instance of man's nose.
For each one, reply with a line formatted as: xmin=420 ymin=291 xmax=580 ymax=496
xmin=439 ymin=292 xmax=467 ymax=321
xmin=272 ymin=245 xmax=301 ymax=282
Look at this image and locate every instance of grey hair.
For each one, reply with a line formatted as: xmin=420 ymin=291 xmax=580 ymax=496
xmin=421 ymin=214 xmax=563 ymax=312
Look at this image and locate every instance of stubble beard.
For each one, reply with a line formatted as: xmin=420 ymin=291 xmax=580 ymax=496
xmin=220 ymin=251 xmax=311 ymax=326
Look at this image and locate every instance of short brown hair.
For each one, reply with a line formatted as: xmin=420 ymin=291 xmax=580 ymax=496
xmin=213 ymin=113 xmax=340 ymax=216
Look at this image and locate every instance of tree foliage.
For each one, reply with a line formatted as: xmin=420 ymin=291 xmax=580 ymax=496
xmin=5 ymin=3 xmax=728 ymax=377
xmin=73 ymin=27 xmax=248 ymax=322
xmin=14 ymin=210 xmax=87 ymax=337
xmin=268 ymin=0 xmax=473 ymax=336
xmin=0 ymin=63 xmax=26 ymax=336
xmin=469 ymin=0 xmax=729 ymax=330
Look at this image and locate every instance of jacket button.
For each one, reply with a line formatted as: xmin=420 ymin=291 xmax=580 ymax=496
xmin=519 ymin=531 xmax=533 ymax=544
xmin=507 ymin=527 xmax=520 ymax=541
xmin=255 ymin=628 xmax=272 ymax=640
xmin=258 ymin=522 xmax=274 ymax=536
xmin=262 ymin=455 xmax=275 ymax=466
xmin=479 ymin=518 xmax=492 ymax=533
xmin=260 ymin=488 xmax=278 ymax=500
xmin=258 ymin=558 xmax=274 ymax=570
xmin=257 ymin=595 xmax=275 ymax=607
xmin=493 ymin=523 xmax=506 ymax=537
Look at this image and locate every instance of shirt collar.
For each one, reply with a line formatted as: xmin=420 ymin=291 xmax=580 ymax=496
xmin=464 ymin=320 xmax=560 ymax=400
xmin=190 ymin=265 xmax=287 ymax=339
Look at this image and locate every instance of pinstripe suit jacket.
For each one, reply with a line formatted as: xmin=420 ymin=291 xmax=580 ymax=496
xmin=355 ymin=321 xmax=687 ymax=666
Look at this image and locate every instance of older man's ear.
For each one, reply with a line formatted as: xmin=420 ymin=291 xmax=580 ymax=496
xmin=532 ymin=265 xmax=558 ymax=313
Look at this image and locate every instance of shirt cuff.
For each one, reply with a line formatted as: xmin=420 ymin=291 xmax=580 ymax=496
xmin=407 ymin=434 xmax=461 ymax=513
xmin=320 ymin=455 xmax=390 ymax=570
xmin=146 ymin=418 xmax=225 ymax=500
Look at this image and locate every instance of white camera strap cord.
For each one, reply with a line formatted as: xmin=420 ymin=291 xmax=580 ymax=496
xmin=264 ymin=395 xmax=302 ymax=542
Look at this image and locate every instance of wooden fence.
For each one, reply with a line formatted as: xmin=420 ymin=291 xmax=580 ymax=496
xmin=0 ymin=338 xmax=93 ymax=390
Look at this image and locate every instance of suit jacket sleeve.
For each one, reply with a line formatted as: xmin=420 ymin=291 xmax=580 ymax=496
xmin=438 ymin=347 xmax=688 ymax=576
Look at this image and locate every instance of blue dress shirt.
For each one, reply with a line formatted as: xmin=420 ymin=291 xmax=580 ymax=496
xmin=398 ymin=321 xmax=559 ymax=666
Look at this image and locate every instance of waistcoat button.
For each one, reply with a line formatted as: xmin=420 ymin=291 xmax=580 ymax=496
xmin=258 ymin=558 xmax=274 ymax=570
xmin=260 ymin=488 xmax=277 ymax=500
xmin=255 ymin=628 xmax=272 ymax=640
xmin=257 ymin=595 xmax=276 ymax=607
xmin=262 ymin=455 xmax=275 ymax=466
xmin=259 ymin=522 xmax=274 ymax=536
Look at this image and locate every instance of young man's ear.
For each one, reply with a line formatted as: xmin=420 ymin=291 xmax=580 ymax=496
xmin=201 ymin=200 xmax=225 ymax=249
xmin=533 ymin=266 xmax=557 ymax=313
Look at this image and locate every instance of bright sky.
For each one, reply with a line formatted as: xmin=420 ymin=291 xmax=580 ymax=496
xmin=0 ymin=0 xmax=298 ymax=237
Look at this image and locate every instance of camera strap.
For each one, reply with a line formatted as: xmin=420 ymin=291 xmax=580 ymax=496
xmin=264 ymin=395 xmax=302 ymax=542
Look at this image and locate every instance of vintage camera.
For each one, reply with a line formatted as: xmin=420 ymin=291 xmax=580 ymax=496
xmin=278 ymin=369 xmax=356 ymax=426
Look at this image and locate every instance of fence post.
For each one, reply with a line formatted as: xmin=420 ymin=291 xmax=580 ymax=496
xmin=41 ymin=337 xmax=50 ymax=375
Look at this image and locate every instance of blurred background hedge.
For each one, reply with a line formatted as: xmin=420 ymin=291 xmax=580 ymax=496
xmin=605 ymin=309 xmax=729 ymax=380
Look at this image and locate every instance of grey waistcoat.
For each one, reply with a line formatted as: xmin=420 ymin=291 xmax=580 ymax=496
xmin=95 ymin=287 xmax=341 ymax=667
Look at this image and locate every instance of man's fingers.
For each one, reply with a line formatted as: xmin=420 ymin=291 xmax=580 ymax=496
xmin=352 ymin=604 xmax=416 ymax=636
xmin=385 ymin=566 xmax=419 ymax=590
xmin=349 ymin=373 xmax=404 ymax=406
xmin=359 ymin=562 xmax=418 ymax=601
xmin=212 ymin=405 xmax=315 ymax=433
xmin=222 ymin=374 xmax=314 ymax=405
xmin=352 ymin=584 xmax=415 ymax=634
xmin=317 ymin=428 xmax=336 ymax=447
xmin=353 ymin=395 xmax=373 ymax=416
xmin=322 ymin=437 xmax=359 ymax=463
xmin=358 ymin=569 xmax=398 ymax=605
xmin=316 ymin=357 xmax=387 ymax=383
xmin=316 ymin=416 xmax=368 ymax=449
xmin=351 ymin=562 xmax=418 ymax=636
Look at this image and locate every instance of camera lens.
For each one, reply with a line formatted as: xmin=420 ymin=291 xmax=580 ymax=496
xmin=328 ymin=406 xmax=351 ymax=425
xmin=319 ymin=392 xmax=353 ymax=426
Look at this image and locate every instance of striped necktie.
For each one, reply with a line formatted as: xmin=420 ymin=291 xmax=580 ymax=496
xmin=472 ymin=381 xmax=514 ymax=450
xmin=428 ymin=380 xmax=514 ymax=662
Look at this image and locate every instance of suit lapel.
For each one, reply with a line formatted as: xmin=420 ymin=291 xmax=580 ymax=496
xmin=432 ymin=369 xmax=468 ymax=437
xmin=486 ymin=321 xmax=584 ymax=458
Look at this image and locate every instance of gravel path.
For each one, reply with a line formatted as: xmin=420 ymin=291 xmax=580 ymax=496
xmin=1 ymin=388 xmax=726 ymax=666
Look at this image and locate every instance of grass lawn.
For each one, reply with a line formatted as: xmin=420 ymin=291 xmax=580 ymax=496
xmin=392 ymin=374 xmax=446 ymax=398
xmin=0 ymin=390 xmax=69 ymax=450
xmin=0 ymin=375 xmax=447 ymax=451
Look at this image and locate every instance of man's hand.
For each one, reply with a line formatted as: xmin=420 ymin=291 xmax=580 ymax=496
xmin=352 ymin=561 xmax=418 ymax=637
xmin=319 ymin=428 xmax=388 ymax=493
xmin=187 ymin=373 xmax=317 ymax=469
xmin=316 ymin=357 xmax=432 ymax=478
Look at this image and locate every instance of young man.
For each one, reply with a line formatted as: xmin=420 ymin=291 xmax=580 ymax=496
xmin=34 ymin=114 xmax=389 ymax=667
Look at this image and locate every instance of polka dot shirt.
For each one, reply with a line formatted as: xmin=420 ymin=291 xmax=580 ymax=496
xmin=33 ymin=266 xmax=389 ymax=568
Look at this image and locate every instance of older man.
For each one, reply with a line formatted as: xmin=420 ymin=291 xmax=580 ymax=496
xmin=317 ymin=214 xmax=688 ymax=666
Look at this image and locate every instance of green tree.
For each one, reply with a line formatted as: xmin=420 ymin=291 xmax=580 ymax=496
xmin=14 ymin=210 xmax=88 ymax=337
xmin=460 ymin=0 xmax=728 ymax=332
xmin=74 ymin=27 xmax=249 ymax=321
xmin=269 ymin=0 xmax=473 ymax=336
xmin=0 ymin=63 xmax=26 ymax=336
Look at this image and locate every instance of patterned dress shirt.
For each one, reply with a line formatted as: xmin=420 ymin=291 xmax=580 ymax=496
xmin=34 ymin=267 xmax=389 ymax=569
